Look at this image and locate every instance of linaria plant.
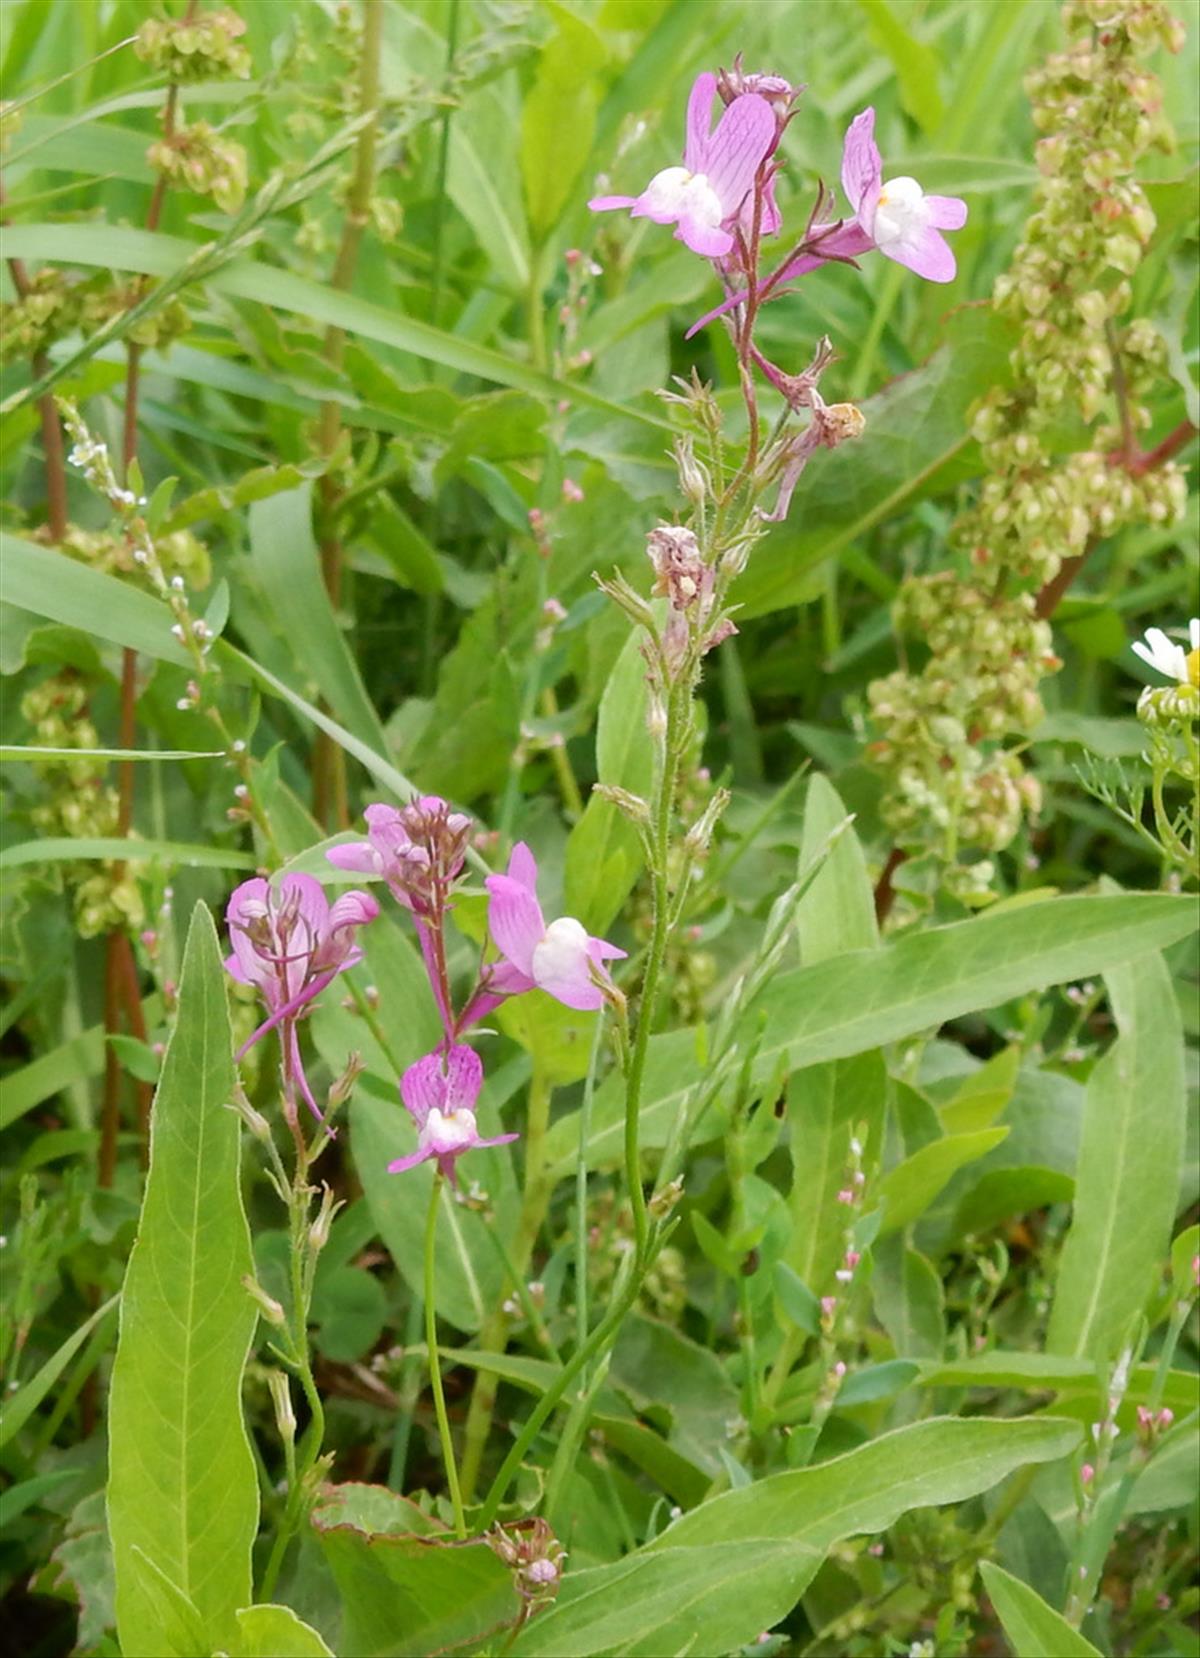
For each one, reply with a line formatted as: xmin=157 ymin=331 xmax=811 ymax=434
xmin=3 ymin=6 xmax=1198 ymax=1658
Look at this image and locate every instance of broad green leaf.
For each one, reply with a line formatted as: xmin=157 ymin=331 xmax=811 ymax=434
xmin=879 ymin=1128 xmax=1009 ymax=1234
xmin=919 ymin=1355 xmax=1198 ymax=1417
xmin=734 ymin=309 xmax=1014 ymax=617
xmin=231 ymin=1605 xmax=334 ymax=1658
xmin=1047 ymin=951 xmax=1185 ymax=1360
xmin=1 ymin=224 xmax=669 ymax=431
xmin=785 ymin=1052 xmax=887 ymax=1296
xmin=871 ymin=1238 xmax=945 ymax=1359
xmin=108 ymin=904 xmax=257 ymax=1658
xmin=597 ymin=895 xmax=1197 ymax=1163
xmin=516 ymin=1417 xmax=1080 ymax=1656
xmin=609 ymin=1315 xmax=740 ymax=1479
xmin=754 ymin=893 xmax=1195 ymax=1091
xmin=311 ymin=1484 xmax=521 ymax=1657
xmin=0 ymin=1294 xmax=118 ymax=1451
xmin=565 ymin=628 xmax=654 ymax=933
xmin=979 ymin=1561 xmax=1101 ymax=1658
xmin=1171 ymin=1224 xmax=1200 ymax=1295
xmin=521 ymin=3 xmax=607 ymax=240
xmin=127 ymin=1549 xmax=208 ymax=1658
xmin=247 ymin=485 xmax=390 ymax=755
xmin=796 ymin=775 xmax=877 ymax=965
xmin=448 ymin=76 xmax=531 ymax=292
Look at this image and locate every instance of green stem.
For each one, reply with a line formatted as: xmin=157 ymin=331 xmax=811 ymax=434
xmin=476 ymin=1253 xmax=645 ymax=1531
xmin=576 ymin=1013 xmax=606 ymax=1354
xmin=429 ymin=0 xmax=461 ymax=328
xmin=623 ymin=682 xmax=683 ymax=1261
xmin=425 ymin=1172 xmax=467 ymax=1537
xmin=459 ymin=1063 xmax=553 ymax=1498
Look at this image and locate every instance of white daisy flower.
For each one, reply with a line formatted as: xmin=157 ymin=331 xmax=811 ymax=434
xmin=1131 ymin=618 xmax=1200 ymax=687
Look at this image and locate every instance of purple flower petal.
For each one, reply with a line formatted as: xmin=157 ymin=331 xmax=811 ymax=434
xmin=588 ymin=193 xmax=640 ymax=213
xmin=677 ymin=215 xmax=734 ymax=257
xmin=886 ymin=224 xmax=957 ymax=282
xmin=840 ymin=107 xmax=881 ymax=217
xmin=486 ymin=844 xmax=546 ymax=974
xmin=388 ymin=1146 xmax=433 ymax=1174
xmin=925 ymin=194 xmax=968 ymax=230
xmin=400 ymin=1051 xmax=445 ymax=1128
xmin=684 ymin=72 xmax=717 ymax=172
xmin=702 ymin=92 xmax=776 ymax=219
xmin=442 ymin=1044 xmax=484 ymax=1113
xmin=326 ymin=839 xmax=379 ymax=874
xmin=531 ymin=917 xmax=604 ymax=1010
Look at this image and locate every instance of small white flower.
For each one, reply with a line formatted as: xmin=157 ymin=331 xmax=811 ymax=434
xmin=1131 ymin=618 xmax=1199 ymax=686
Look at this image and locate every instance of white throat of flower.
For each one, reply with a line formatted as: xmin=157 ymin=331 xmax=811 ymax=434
xmin=870 ymin=176 xmax=929 ymax=250
xmin=532 ymin=915 xmax=590 ymax=984
xmin=644 ymin=165 xmax=724 ymax=230
xmin=425 ymin=1106 xmax=475 ymax=1155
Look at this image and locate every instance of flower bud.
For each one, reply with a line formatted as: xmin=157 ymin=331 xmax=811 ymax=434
xmin=267 ymin=1369 xmax=295 ymax=1442
xmin=242 ymin=1275 xmax=286 ymax=1326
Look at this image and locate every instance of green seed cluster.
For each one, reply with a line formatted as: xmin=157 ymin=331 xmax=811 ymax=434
xmin=147 ymin=121 xmax=249 ymax=215
xmin=19 ymin=676 xmax=144 ymax=938
xmin=133 ymin=7 xmax=251 ymax=83
xmin=0 ymin=270 xmax=191 ymax=363
xmin=54 ymin=523 xmax=211 ymax=591
xmin=868 ymin=0 xmax=1186 ymax=880
xmin=868 ymin=578 xmax=1056 ymax=855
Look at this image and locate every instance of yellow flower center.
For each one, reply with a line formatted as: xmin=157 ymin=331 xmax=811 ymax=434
xmin=1187 ymin=646 xmax=1200 ymax=689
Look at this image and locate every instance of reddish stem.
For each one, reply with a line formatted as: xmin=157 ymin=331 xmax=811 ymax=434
xmin=873 ymin=846 xmax=908 ymax=926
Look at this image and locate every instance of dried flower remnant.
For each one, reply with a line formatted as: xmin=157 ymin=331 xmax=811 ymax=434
xmin=225 ymin=873 xmax=378 ymax=1120
xmin=589 ymin=73 xmax=776 ymax=258
xmin=387 ymin=1045 xmax=517 ymax=1183
xmin=486 ymin=843 xmax=626 ymax=1012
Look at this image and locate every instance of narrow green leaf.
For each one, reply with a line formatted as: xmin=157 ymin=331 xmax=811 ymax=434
xmin=855 ymin=0 xmax=945 ymax=132
xmin=248 ymin=485 xmax=390 ymax=755
xmin=1047 ymin=951 xmax=1186 ymax=1360
xmin=565 ymin=628 xmax=654 ymax=933
xmin=796 ymin=775 xmax=878 ymax=965
xmin=0 ymin=745 xmax=223 ymax=763
xmin=0 ymin=1294 xmax=118 ymax=1451
xmin=979 ymin=1561 xmax=1101 ymax=1658
xmin=108 ymin=904 xmax=257 ymax=1658
xmin=231 ymin=1605 xmax=334 ymax=1658
xmin=879 ymin=1128 xmax=1010 ymax=1234
xmin=521 ymin=2 xmax=607 ymax=239
xmin=3 ymin=533 xmax=190 ymax=665
xmin=0 ymin=836 xmax=257 ymax=872
xmin=0 ymin=224 xmax=669 ymax=431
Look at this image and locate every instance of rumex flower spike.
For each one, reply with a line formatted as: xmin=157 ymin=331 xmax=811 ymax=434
xmin=388 ymin=1044 xmax=517 ymax=1184
xmin=485 ymin=843 xmax=626 ymax=1012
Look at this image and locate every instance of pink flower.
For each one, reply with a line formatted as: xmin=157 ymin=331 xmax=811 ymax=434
xmin=589 ymin=73 xmax=776 ymax=258
xmin=485 ymin=843 xmax=625 ymax=1012
xmin=327 ymin=797 xmax=471 ymax=917
xmin=387 ymin=1044 xmax=517 ymax=1184
xmin=225 ymin=873 xmax=378 ymax=1120
xmin=686 ymin=107 xmax=967 ymax=339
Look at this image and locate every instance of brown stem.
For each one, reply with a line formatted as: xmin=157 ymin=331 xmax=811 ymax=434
xmin=312 ymin=0 xmax=384 ymax=829
xmin=102 ymin=17 xmax=194 ymax=1183
xmin=873 ymin=846 xmax=907 ymax=926
xmin=1126 ymin=417 xmax=1196 ymax=478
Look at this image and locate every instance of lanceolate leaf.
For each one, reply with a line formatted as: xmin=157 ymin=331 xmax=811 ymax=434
xmin=108 ymin=904 xmax=258 ymax=1658
xmin=514 ymin=1417 xmax=1080 ymax=1656
xmin=1047 ymin=950 xmax=1186 ymax=1361
xmin=979 ymin=1561 xmax=1102 ymax=1658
